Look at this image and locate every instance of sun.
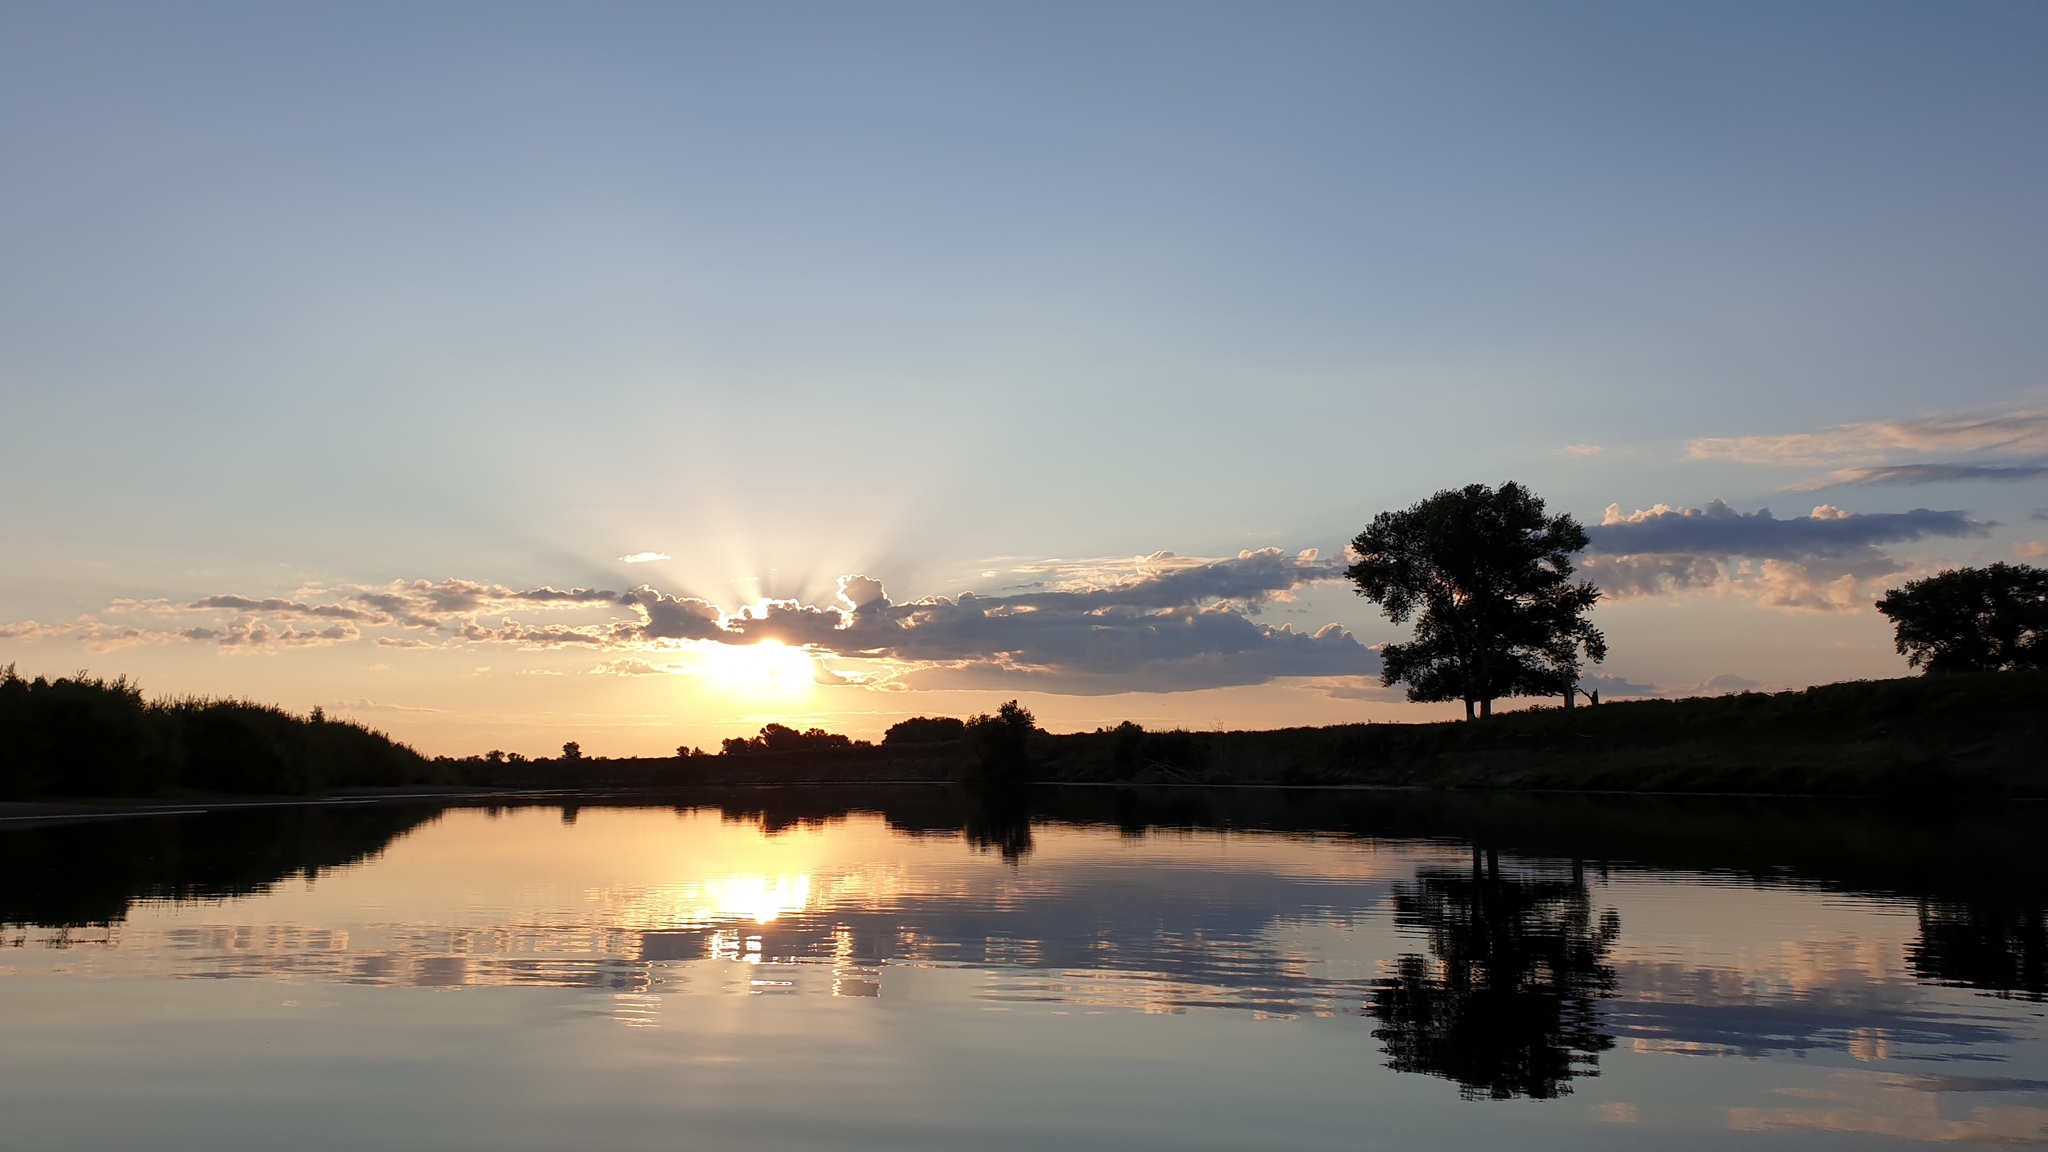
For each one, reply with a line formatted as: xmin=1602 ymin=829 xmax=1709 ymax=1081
xmin=693 ymin=640 xmax=817 ymax=695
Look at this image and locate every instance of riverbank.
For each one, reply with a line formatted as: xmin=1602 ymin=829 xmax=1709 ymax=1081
xmin=469 ymin=671 xmax=2047 ymax=796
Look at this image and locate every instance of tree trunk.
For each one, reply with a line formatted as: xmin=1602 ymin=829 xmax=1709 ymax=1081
xmin=1563 ymin=675 xmax=1575 ymax=710
xmin=1480 ymin=696 xmax=1493 ymax=718
xmin=1463 ymin=697 xmax=1474 ymax=722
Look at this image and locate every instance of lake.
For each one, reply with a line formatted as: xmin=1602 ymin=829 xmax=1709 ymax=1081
xmin=2 ymin=787 xmax=2043 ymax=1150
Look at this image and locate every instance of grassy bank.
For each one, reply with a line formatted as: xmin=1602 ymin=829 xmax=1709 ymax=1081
xmin=465 ymin=671 xmax=2047 ymax=796
xmin=7 ymin=666 xmax=2040 ymax=799
xmin=0 ymin=666 xmax=444 ymax=800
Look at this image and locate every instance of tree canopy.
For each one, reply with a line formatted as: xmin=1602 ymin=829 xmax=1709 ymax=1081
xmin=1347 ymin=482 xmax=1605 ymax=719
xmin=1875 ymin=563 xmax=2048 ymax=674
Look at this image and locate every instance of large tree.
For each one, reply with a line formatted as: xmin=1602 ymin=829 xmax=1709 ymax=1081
xmin=1347 ymin=482 xmax=1605 ymax=719
xmin=1875 ymin=563 xmax=2048 ymax=674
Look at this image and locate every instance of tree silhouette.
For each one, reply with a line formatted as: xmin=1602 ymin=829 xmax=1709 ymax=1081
xmin=1875 ymin=563 xmax=2048 ymax=674
xmin=1347 ymin=482 xmax=1605 ymax=718
xmin=965 ymin=700 xmax=1036 ymax=786
xmin=1368 ymin=856 xmax=1619 ymax=1099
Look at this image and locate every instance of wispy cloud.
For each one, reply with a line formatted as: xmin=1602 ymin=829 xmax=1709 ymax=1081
xmin=1687 ymin=407 xmax=2048 ymax=467
xmin=1582 ymin=500 xmax=1989 ymax=610
xmin=619 ymin=552 xmax=671 ymax=564
xmin=1560 ymin=444 xmax=1603 ymax=457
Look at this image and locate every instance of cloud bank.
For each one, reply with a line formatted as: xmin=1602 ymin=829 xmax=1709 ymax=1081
xmin=1582 ymin=500 xmax=1989 ymax=610
xmin=0 ymin=549 xmax=1377 ymax=695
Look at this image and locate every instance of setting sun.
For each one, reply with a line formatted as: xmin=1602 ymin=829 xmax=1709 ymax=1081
xmin=694 ymin=641 xmax=817 ymax=695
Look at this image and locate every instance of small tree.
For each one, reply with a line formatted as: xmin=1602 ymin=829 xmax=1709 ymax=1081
xmin=560 ymin=741 xmax=582 ymax=761
xmin=1875 ymin=563 xmax=2048 ymax=674
xmin=1348 ymin=482 xmax=1606 ymax=719
xmin=965 ymin=700 xmax=1036 ymax=785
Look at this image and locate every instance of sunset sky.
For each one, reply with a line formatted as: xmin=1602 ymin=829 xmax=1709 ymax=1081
xmin=3 ymin=3 xmax=2044 ymax=755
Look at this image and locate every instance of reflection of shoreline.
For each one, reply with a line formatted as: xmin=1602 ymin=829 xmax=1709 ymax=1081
xmin=5 ymin=790 xmax=2046 ymax=1017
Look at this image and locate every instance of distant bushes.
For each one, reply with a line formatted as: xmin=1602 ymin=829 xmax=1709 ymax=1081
xmin=0 ymin=665 xmax=441 ymax=800
xmin=720 ymin=723 xmax=866 ymax=755
xmin=882 ymin=716 xmax=967 ymax=745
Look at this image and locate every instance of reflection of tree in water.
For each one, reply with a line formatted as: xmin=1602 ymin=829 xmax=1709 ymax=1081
xmin=0 ymin=804 xmax=440 ymax=927
xmin=1910 ymin=902 xmax=2046 ymax=1001
xmin=962 ymin=787 xmax=1033 ymax=862
xmin=1368 ymin=851 xmax=1619 ymax=1099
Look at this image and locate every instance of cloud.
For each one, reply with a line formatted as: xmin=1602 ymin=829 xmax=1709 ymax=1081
xmin=588 ymin=658 xmax=677 ymax=676
xmin=0 ymin=548 xmax=1374 ymax=695
xmin=187 ymin=595 xmax=386 ymax=622
xmin=187 ymin=622 xmax=363 ymax=649
xmin=1686 ymin=673 xmax=1760 ymax=695
xmin=1687 ymin=407 xmax=2048 ymax=466
xmin=1307 ymin=676 xmax=1408 ymax=702
xmin=1582 ymin=500 xmax=1990 ymax=610
xmin=2017 ymin=542 xmax=2048 ymax=559
xmin=619 ymin=552 xmax=671 ymax=564
xmin=717 ymin=549 xmax=1376 ymax=694
xmin=323 ymin=698 xmax=441 ymax=714
xmin=1560 ymin=444 xmax=1603 ymax=457
xmin=1580 ymin=672 xmax=1663 ymax=698
xmin=1789 ymin=461 xmax=2048 ymax=489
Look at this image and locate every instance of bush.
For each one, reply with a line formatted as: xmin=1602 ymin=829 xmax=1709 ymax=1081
xmin=883 ymin=716 xmax=967 ymax=745
xmin=720 ymin=723 xmax=856 ymax=755
xmin=0 ymin=665 xmax=439 ymax=800
xmin=965 ymin=701 xmax=1036 ymax=786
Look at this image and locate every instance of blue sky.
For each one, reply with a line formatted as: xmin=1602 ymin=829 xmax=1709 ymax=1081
xmin=3 ymin=2 xmax=2044 ymax=753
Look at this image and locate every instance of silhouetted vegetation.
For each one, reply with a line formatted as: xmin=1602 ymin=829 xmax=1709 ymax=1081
xmin=965 ymin=700 xmax=1037 ymax=786
xmin=1369 ymin=856 xmax=1619 ymax=1099
xmin=720 ymin=723 xmax=864 ymax=755
xmin=0 ymin=665 xmax=441 ymax=800
xmin=1349 ymin=482 xmax=1605 ymax=719
xmin=1877 ymin=563 xmax=2048 ymax=674
xmin=446 ymin=672 xmax=2047 ymax=795
xmin=883 ymin=716 xmax=967 ymax=745
xmin=1106 ymin=721 xmax=1208 ymax=782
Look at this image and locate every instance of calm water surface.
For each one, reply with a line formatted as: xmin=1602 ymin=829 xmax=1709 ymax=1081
xmin=2 ymin=788 xmax=2043 ymax=1150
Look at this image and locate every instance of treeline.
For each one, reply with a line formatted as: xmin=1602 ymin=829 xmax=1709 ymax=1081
xmin=472 ymin=672 xmax=2048 ymax=796
xmin=0 ymin=665 xmax=442 ymax=800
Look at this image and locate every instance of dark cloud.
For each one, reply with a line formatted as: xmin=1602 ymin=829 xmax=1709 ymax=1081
xmin=1580 ymin=672 xmax=1662 ymax=698
xmin=1581 ymin=500 xmax=1990 ymax=609
xmin=1585 ymin=500 xmax=1985 ymax=559
xmin=188 ymin=595 xmax=386 ymax=622
xmin=721 ymin=550 xmax=1374 ymax=693
xmin=1795 ymin=461 xmax=2048 ymax=489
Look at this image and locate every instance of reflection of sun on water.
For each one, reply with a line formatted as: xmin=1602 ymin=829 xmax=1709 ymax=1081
xmin=611 ymin=875 xmax=815 ymax=929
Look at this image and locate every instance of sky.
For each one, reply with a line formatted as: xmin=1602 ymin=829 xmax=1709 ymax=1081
xmin=2 ymin=1 xmax=2044 ymax=756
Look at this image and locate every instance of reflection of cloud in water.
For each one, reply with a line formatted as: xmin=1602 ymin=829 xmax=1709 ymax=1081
xmin=1610 ymin=941 xmax=2022 ymax=1061
xmin=1728 ymin=1072 xmax=2048 ymax=1146
xmin=26 ymin=861 xmax=1392 ymax=1014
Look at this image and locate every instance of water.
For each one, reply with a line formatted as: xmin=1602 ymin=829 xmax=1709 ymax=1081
xmin=2 ymin=788 xmax=2043 ymax=1149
